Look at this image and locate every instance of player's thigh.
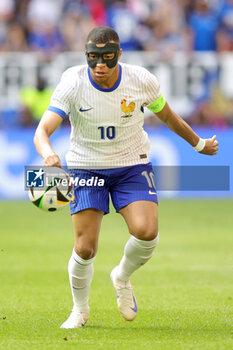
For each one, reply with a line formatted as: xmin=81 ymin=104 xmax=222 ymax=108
xmin=119 ymin=201 xmax=158 ymax=241
xmin=72 ymin=208 xmax=104 ymax=259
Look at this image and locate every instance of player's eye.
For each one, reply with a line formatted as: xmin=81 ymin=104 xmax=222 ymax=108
xmin=89 ymin=53 xmax=98 ymax=60
xmin=103 ymin=53 xmax=114 ymax=60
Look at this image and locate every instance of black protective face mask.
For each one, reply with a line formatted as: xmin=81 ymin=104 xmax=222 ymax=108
xmin=85 ymin=42 xmax=120 ymax=68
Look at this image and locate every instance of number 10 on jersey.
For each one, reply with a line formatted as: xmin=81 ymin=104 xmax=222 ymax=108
xmin=98 ymin=126 xmax=115 ymax=140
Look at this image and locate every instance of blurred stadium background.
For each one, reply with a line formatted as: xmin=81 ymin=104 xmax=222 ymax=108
xmin=0 ymin=0 xmax=233 ymax=199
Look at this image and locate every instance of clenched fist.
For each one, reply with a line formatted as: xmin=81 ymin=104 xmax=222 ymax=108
xmin=200 ymin=135 xmax=219 ymax=155
xmin=44 ymin=153 xmax=62 ymax=167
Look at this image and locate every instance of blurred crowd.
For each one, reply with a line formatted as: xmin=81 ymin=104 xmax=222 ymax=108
xmin=0 ymin=0 xmax=233 ymax=127
xmin=1 ymin=0 xmax=233 ymax=55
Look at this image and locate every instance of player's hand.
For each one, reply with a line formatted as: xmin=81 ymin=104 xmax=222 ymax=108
xmin=200 ymin=135 xmax=219 ymax=155
xmin=44 ymin=153 xmax=62 ymax=167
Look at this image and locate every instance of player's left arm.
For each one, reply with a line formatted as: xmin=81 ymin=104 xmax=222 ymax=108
xmin=155 ymin=102 xmax=219 ymax=155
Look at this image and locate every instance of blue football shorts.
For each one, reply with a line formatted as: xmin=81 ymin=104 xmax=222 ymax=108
xmin=68 ymin=162 xmax=158 ymax=215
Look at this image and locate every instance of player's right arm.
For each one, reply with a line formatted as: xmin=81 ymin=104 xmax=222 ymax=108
xmin=34 ymin=110 xmax=63 ymax=167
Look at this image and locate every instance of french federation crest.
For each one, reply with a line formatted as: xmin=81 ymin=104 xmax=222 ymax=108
xmin=121 ymin=96 xmax=135 ymax=122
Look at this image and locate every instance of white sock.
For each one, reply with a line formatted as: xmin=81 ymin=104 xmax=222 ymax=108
xmin=68 ymin=249 xmax=95 ymax=312
xmin=116 ymin=234 xmax=159 ymax=282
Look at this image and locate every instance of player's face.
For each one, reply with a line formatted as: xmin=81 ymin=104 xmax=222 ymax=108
xmin=88 ymin=41 xmax=122 ymax=89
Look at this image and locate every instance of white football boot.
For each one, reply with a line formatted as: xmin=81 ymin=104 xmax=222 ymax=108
xmin=110 ymin=266 xmax=137 ymax=321
xmin=60 ymin=306 xmax=89 ymax=329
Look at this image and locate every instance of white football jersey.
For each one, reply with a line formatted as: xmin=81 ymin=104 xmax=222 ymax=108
xmin=49 ymin=63 xmax=161 ymax=168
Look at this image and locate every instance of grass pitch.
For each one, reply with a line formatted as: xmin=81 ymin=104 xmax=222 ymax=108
xmin=0 ymin=199 xmax=232 ymax=350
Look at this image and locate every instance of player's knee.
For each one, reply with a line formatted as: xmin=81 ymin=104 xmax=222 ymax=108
xmin=74 ymin=241 xmax=97 ymax=260
xmin=131 ymin=222 xmax=158 ymax=241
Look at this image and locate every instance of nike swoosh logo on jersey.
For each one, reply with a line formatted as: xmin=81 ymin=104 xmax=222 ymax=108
xmin=130 ymin=295 xmax=138 ymax=313
xmin=149 ymin=190 xmax=156 ymax=195
xmin=79 ymin=107 xmax=93 ymax=112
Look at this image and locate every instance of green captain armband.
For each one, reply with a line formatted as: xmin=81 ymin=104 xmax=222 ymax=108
xmin=147 ymin=94 xmax=166 ymax=113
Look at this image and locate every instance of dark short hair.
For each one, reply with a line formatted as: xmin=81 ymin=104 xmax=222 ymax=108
xmin=86 ymin=26 xmax=120 ymax=45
